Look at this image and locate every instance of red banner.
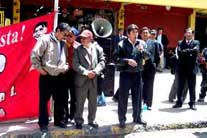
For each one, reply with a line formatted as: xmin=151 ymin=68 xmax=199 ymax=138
xmin=0 ymin=13 xmax=55 ymax=122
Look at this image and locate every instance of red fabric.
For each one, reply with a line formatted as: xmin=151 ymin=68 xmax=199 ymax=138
xmin=0 ymin=13 xmax=55 ymax=122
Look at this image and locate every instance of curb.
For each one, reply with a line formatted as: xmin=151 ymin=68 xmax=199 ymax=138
xmin=3 ymin=121 xmax=207 ymax=138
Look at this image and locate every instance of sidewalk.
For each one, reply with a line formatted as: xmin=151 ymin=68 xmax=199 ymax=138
xmin=1 ymin=70 xmax=207 ymax=137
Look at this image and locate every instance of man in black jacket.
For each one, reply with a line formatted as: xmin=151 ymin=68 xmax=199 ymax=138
xmin=173 ymin=28 xmax=199 ymax=110
xmin=114 ymin=24 xmax=149 ymax=128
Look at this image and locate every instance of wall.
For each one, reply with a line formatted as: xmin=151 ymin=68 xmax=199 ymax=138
xmin=124 ymin=4 xmax=193 ymax=48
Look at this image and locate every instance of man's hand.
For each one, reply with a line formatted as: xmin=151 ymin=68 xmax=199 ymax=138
xmin=137 ymin=44 xmax=144 ymax=52
xmin=128 ymin=59 xmax=137 ymax=67
xmin=39 ymin=69 xmax=47 ymax=75
xmin=87 ymin=70 xmax=96 ymax=79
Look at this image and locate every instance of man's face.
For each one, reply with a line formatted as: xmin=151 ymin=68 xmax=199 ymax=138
xmin=66 ymin=33 xmax=76 ymax=43
xmin=150 ymin=33 xmax=156 ymax=40
xmin=56 ymin=30 xmax=70 ymax=41
xmin=185 ymin=32 xmax=193 ymax=40
xmin=127 ymin=29 xmax=138 ymax=41
xmin=80 ymin=37 xmax=91 ymax=47
xmin=33 ymin=25 xmax=47 ymax=39
xmin=141 ymin=30 xmax=150 ymax=41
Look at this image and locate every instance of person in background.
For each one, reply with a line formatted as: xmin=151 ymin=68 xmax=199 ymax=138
xmin=114 ymin=24 xmax=149 ymax=128
xmin=63 ymin=27 xmax=80 ymax=124
xmin=172 ymin=28 xmax=199 ymax=110
xmin=112 ymin=28 xmax=127 ymax=102
xmin=72 ymin=29 xmax=106 ymax=129
xmin=31 ymin=23 xmax=71 ymax=132
xmin=168 ymin=50 xmax=188 ymax=103
xmin=197 ymin=48 xmax=207 ymax=102
xmin=150 ymin=29 xmax=163 ymax=72
xmin=157 ymin=27 xmax=169 ymax=69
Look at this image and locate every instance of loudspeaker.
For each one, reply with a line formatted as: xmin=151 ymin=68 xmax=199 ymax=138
xmin=91 ymin=18 xmax=112 ymax=38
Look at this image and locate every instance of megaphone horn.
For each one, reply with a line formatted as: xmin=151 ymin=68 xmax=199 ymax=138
xmin=91 ymin=18 xmax=113 ymax=38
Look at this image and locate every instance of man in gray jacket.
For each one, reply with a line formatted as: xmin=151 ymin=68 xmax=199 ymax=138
xmin=31 ymin=23 xmax=71 ymax=132
xmin=72 ymin=29 xmax=106 ymax=129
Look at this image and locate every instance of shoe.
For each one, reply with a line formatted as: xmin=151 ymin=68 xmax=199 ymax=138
xmin=134 ymin=119 xmax=147 ymax=125
xmin=189 ymin=104 xmax=197 ymax=110
xmin=54 ymin=122 xmax=67 ymax=128
xmin=112 ymin=97 xmax=118 ymax=102
xmin=197 ymin=98 xmax=204 ymax=102
xmin=75 ymin=123 xmax=82 ymax=129
xmin=97 ymin=102 xmax=106 ymax=106
xmin=172 ymin=104 xmax=182 ymax=108
xmin=88 ymin=122 xmax=99 ymax=129
xmin=169 ymin=99 xmax=175 ymax=103
xmin=119 ymin=121 xmax=126 ymax=128
xmin=40 ymin=126 xmax=48 ymax=132
xmin=147 ymin=106 xmax=152 ymax=110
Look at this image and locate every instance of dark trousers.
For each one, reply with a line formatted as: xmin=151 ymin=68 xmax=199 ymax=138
xmin=176 ymin=71 xmax=196 ymax=106
xmin=63 ymin=69 xmax=76 ymax=121
xmin=142 ymin=63 xmax=156 ymax=107
xmin=118 ymin=72 xmax=142 ymax=123
xmin=38 ymin=74 xmax=66 ymax=128
xmin=169 ymin=72 xmax=188 ymax=101
xmin=199 ymin=72 xmax=207 ymax=99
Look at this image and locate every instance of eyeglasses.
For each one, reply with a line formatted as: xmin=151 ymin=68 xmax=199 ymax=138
xmin=61 ymin=32 xmax=69 ymax=37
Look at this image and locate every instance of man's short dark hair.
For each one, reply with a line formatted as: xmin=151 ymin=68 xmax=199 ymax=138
xmin=126 ymin=24 xmax=138 ymax=34
xmin=55 ymin=22 xmax=71 ymax=32
xmin=34 ymin=21 xmax=47 ymax=32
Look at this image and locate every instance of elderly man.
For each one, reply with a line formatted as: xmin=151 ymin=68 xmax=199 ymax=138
xmin=72 ymin=29 xmax=106 ymax=129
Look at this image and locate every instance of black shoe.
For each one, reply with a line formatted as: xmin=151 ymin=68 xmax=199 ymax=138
xmin=134 ymin=119 xmax=147 ymax=125
xmin=112 ymin=97 xmax=118 ymax=102
xmin=40 ymin=126 xmax=48 ymax=132
xmin=172 ymin=104 xmax=182 ymax=108
xmin=119 ymin=121 xmax=126 ymax=128
xmin=189 ymin=104 xmax=197 ymax=110
xmin=169 ymin=99 xmax=175 ymax=103
xmin=54 ymin=122 xmax=67 ymax=128
xmin=147 ymin=106 xmax=152 ymax=110
xmin=76 ymin=123 xmax=82 ymax=129
xmin=88 ymin=122 xmax=99 ymax=129
xmin=197 ymin=98 xmax=204 ymax=102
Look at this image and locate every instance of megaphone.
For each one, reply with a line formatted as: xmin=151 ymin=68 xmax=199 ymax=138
xmin=91 ymin=18 xmax=113 ymax=38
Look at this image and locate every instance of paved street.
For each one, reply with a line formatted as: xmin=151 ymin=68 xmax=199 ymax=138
xmin=1 ymin=70 xmax=207 ymax=137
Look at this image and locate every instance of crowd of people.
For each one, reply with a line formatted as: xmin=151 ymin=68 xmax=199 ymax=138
xmin=30 ymin=8 xmax=207 ymax=133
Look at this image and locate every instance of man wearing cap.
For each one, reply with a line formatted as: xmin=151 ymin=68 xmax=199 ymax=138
xmin=63 ymin=27 xmax=80 ymax=124
xmin=114 ymin=24 xmax=149 ymax=128
xmin=72 ymin=29 xmax=106 ymax=129
xmin=173 ymin=28 xmax=199 ymax=110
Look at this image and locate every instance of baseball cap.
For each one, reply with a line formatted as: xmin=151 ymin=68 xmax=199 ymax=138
xmin=70 ymin=27 xmax=79 ymax=36
xmin=150 ymin=29 xmax=157 ymax=35
xmin=79 ymin=29 xmax=93 ymax=39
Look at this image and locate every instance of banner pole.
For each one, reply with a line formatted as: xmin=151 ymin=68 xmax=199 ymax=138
xmin=54 ymin=0 xmax=59 ymax=31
